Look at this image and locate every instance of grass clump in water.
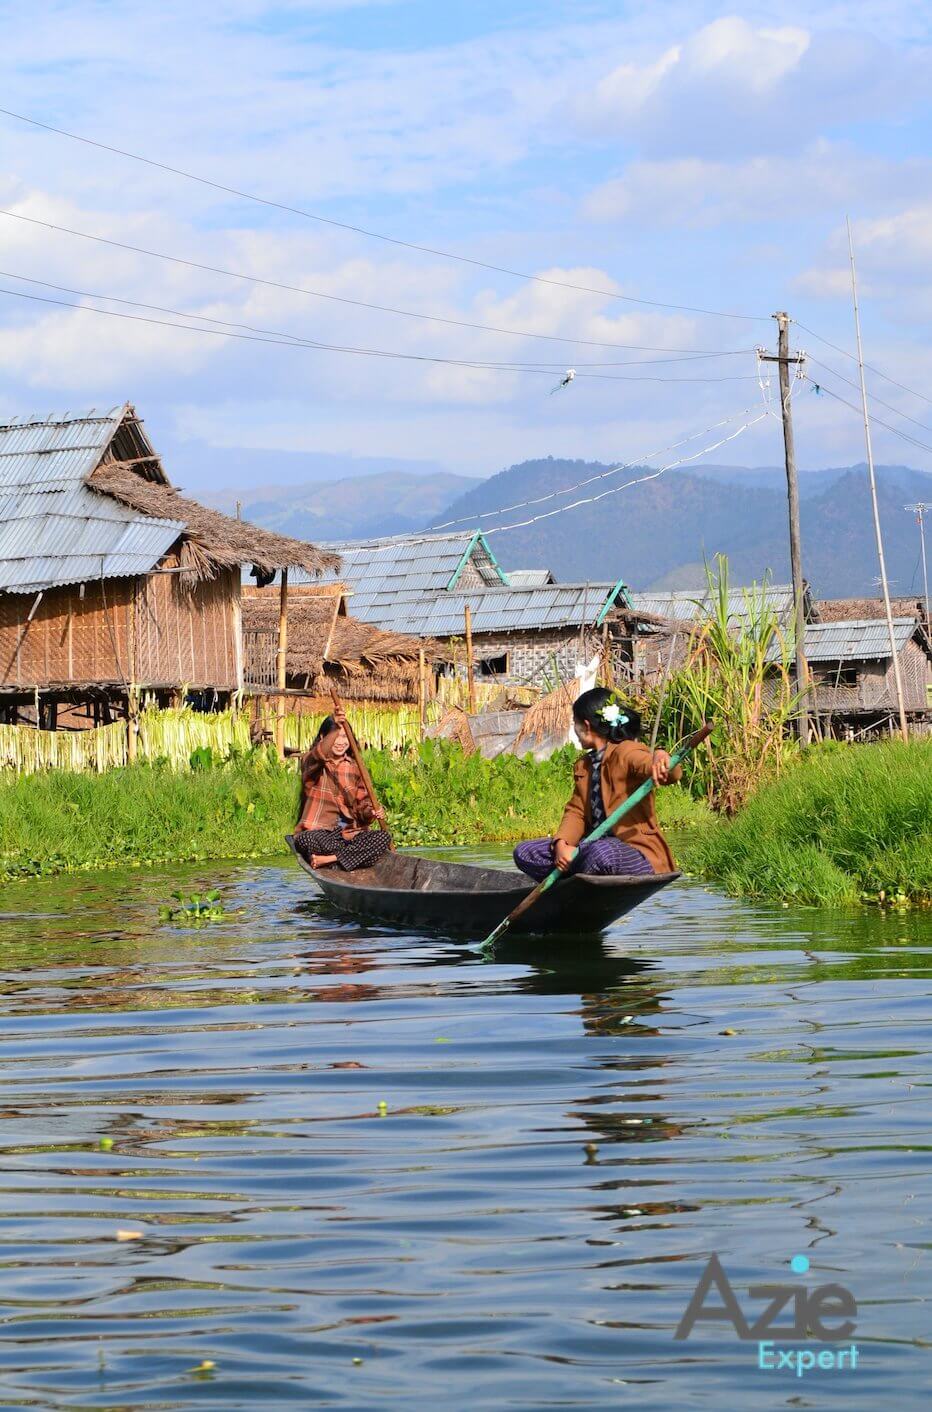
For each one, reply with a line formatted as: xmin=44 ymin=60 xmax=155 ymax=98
xmin=679 ymin=739 xmax=932 ymax=906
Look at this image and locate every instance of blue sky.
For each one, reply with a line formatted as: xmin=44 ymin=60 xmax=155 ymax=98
xmin=0 ymin=0 xmax=930 ymax=491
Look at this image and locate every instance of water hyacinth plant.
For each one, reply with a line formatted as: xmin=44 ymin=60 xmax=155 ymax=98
xmin=159 ymin=890 xmax=228 ymax=924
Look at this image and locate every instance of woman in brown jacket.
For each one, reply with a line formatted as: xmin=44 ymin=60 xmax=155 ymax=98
xmin=513 ymin=688 xmax=682 ymax=880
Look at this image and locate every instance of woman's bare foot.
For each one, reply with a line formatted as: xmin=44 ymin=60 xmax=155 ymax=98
xmin=310 ymin=853 xmax=338 ymax=868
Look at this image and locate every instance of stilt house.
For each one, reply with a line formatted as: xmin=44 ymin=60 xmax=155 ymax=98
xmin=0 ymin=405 xmax=338 ymax=727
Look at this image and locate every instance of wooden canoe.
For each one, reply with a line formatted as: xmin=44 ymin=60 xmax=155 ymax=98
xmin=286 ymin=836 xmax=678 ymax=937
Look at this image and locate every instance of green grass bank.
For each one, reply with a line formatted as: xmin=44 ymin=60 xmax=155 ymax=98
xmin=678 ymin=739 xmax=932 ymax=906
xmin=0 ymin=740 xmax=708 ymax=884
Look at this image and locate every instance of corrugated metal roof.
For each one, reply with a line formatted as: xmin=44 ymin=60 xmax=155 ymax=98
xmin=507 ymin=569 xmax=555 ymax=587
xmin=357 ymin=582 xmax=624 ymax=636
xmin=0 ymin=405 xmax=185 ymax=593
xmin=783 ymin=618 xmax=921 ymax=663
xmin=291 ymin=530 xmax=508 ymax=612
xmin=630 ymin=584 xmax=796 ymax=625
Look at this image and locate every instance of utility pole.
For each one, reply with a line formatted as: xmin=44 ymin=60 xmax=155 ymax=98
xmin=847 ymin=217 xmax=909 ymax=743
xmin=759 ymin=314 xmax=810 ymax=744
xmin=905 ymin=502 xmax=930 ymax=627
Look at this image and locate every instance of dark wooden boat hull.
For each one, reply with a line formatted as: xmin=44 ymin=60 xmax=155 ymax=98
xmin=287 ymin=836 xmax=678 ymax=937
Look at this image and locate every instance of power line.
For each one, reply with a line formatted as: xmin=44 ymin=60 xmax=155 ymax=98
xmin=0 ymin=105 xmax=769 ymax=323
xmin=482 ymin=409 xmax=769 ymax=534
xmin=430 ymin=407 xmax=758 ymax=529
xmin=804 ymin=375 xmax=932 ymax=457
xmin=793 ymin=319 xmax=932 ymax=410
xmin=807 ymin=354 xmax=932 ymax=436
xmin=334 ymin=404 xmax=769 ymax=550
xmin=0 ymin=209 xmax=757 ymax=362
xmin=0 ymin=277 xmax=761 ymax=382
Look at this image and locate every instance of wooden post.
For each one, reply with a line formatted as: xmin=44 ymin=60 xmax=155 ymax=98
xmin=767 ymin=313 xmax=811 ymax=746
xmin=846 ymin=220 xmax=909 ymax=743
xmin=127 ymin=578 xmax=138 ymax=763
xmin=275 ymin=568 xmax=289 ymax=760
xmin=464 ymin=603 xmax=476 ymax=715
xmin=418 ymin=645 xmax=427 ymax=735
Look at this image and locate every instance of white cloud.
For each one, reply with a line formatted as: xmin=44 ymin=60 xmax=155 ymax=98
xmin=584 ymin=143 xmax=932 ymax=227
xmin=575 ymin=16 xmax=921 ymax=157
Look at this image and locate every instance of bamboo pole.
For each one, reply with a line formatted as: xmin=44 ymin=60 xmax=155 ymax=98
xmin=127 ymin=578 xmax=138 ymax=763
xmin=464 ymin=603 xmax=476 ymax=715
xmin=846 ymin=217 xmax=909 ymax=742
xmin=418 ymin=645 xmax=427 ymax=736
xmin=275 ymin=568 xmax=289 ymax=760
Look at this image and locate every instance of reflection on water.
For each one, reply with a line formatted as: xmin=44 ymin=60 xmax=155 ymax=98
xmin=0 ymin=848 xmax=928 ymax=1409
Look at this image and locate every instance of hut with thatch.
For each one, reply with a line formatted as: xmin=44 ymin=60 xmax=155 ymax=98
xmin=242 ymin=584 xmax=435 ymax=706
xmin=0 ymin=404 xmax=338 ymax=730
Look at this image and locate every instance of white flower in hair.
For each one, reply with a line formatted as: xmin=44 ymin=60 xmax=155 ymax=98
xmin=601 ymin=702 xmax=622 ymax=725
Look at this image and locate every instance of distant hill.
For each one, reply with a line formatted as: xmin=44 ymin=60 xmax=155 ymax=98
xmin=202 ymin=470 xmax=475 ymax=542
xmin=430 ymin=458 xmax=932 ymax=598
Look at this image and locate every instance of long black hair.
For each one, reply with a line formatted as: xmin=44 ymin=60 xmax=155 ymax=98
xmin=295 ymin=715 xmax=341 ymax=826
xmin=572 ymin=687 xmax=641 ymax=744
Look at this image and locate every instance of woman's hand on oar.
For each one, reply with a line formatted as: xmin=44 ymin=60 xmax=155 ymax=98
xmin=479 ymin=721 xmax=713 ymax=954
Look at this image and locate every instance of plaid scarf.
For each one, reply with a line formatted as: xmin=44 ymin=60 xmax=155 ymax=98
xmin=299 ymin=751 xmax=373 ymax=831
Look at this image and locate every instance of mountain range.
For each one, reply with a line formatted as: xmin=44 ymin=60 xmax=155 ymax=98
xmin=203 ymin=455 xmax=932 ymax=600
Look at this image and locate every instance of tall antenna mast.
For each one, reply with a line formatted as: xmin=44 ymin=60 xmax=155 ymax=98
xmin=846 ymin=216 xmax=909 ymax=742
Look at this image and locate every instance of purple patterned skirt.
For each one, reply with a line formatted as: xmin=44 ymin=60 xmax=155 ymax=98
xmin=513 ymin=836 xmax=654 ymax=881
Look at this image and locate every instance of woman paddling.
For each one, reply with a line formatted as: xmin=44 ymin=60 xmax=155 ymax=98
xmin=293 ymin=704 xmax=391 ymax=871
xmin=513 ymin=687 xmax=682 ymax=881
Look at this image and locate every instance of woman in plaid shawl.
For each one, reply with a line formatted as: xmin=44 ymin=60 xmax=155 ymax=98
xmin=293 ymin=704 xmax=392 ymax=870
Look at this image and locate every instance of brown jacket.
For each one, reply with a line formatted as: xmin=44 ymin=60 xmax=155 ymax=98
xmin=556 ymin=740 xmax=682 ymax=875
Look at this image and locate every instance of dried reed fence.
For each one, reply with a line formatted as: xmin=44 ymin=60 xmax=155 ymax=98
xmin=0 ymin=701 xmax=446 ymax=775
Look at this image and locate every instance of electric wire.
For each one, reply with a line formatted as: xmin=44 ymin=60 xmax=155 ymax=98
xmin=0 ymin=279 xmax=761 ymax=382
xmin=806 ymin=354 xmax=932 ymax=436
xmin=0 ymin=209 xmax=757 ymax=361
xmin=793 ymin=319 xmax=932 ymax=410
xmin=0 ymin=105 xmax=769 ymax=323
xmin=429 ymin=406 xmax=761 ymax=529
xmin=328 ymin=404 xmax=770 ymax=553
xmin=803 ymin=375 xmax=932 ymax=457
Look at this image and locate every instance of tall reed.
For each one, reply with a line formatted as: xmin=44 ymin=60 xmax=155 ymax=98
xmin=638 ymin=557 xmax=800 ymax=813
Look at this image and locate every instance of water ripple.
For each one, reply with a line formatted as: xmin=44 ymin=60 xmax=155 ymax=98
xmin=0 ymin=854 xmax=927 ymax=1408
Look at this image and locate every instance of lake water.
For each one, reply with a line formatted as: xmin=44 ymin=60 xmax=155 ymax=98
xmin=0 ymin=848 xmax=928 ymax=1409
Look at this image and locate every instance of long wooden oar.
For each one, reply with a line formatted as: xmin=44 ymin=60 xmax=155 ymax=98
xmin=480 ymin=721 xmax=713 ymax=952
xmin=329 ymin=688 xmax=391 ymax=839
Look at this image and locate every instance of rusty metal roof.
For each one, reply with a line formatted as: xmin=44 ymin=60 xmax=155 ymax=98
xmin=0 ymin=407 xmax=183 ymax=594
xmin=799 ymin=618 xmax=922 ymax=663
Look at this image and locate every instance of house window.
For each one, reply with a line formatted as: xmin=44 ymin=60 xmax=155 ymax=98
xmin=479 ymin=653 xmax=509 ymax=677
xmin=815 ymin=664 xmax=858 ymax=688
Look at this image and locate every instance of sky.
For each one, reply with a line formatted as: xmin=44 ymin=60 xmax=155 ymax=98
xmin=0 ymin=0 xmax=930 ymax=493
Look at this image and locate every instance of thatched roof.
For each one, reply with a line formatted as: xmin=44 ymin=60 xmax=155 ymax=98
xmin=816 ymin=596 xmax=927 ymax=624
xmin=242 ymin=590 xmax=436 ymax=701
xmin=90 ymin=461 xmax=340 ymax=585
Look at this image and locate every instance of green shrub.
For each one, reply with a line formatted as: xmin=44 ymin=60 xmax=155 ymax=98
xmin=679 ymin=739 xmax=932 ymax=905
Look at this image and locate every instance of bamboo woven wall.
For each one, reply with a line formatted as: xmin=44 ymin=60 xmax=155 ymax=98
xmin=135 ymin=564 xmax=239 ymax=689
xmin=0 ymin=579 xmax=132 ymax=690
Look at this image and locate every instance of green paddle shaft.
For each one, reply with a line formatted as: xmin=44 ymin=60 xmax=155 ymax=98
xmin=481 ymin=721 xmax=713 ymax=950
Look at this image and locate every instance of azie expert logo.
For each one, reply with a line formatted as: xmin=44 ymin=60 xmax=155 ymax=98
xmin=675 ymin=1253 xmax=860 ymax=1379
